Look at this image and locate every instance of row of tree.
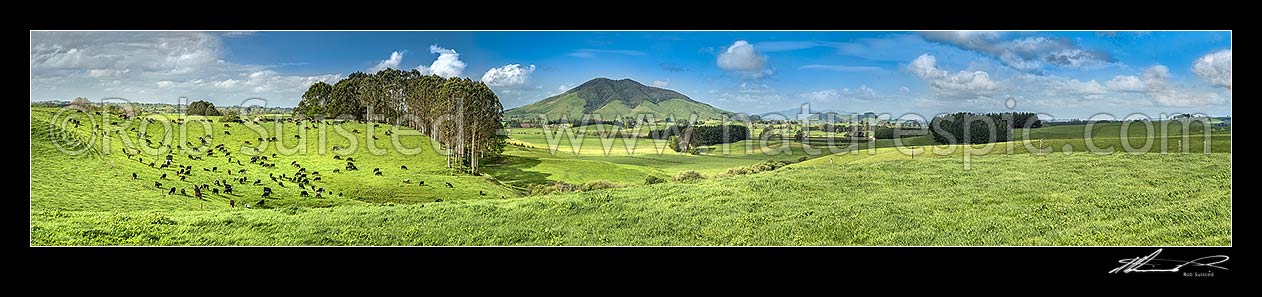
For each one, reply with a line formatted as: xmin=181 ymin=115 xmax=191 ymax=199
xmin=649 ymin=124 xmax=751 ymax=153
xmin=928 ymin=112 xmax=1042 ymax=144
xmin=293 ymin=69 xmax=505 ymax=174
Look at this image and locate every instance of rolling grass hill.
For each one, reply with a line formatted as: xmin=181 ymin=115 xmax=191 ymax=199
xmin=30 ymin=107 xmax=1232 ymax=245
xmin=31 ymin=107 xmax=514 ymax=213
xmin=32 ymin=152 xmax=1230 ymax=245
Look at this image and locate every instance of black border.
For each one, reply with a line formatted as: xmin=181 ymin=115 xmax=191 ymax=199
xmin=24 ymin=3 xmax=1237 ymax=282
xmin=24 ymin=246 xmax=1236 ymax=281
xmin=25 ymin=4 xmax=1234 ymax=30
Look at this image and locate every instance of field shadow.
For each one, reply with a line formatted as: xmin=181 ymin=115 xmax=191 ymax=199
xmin=482 ymin=154 xmax=552 ymax=190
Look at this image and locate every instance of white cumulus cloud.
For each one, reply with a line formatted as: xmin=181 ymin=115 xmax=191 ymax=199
xmin=1192 ymin=49 xmax=1231 ymax=89
xmin=370 ymin=51 xmax=405 ymax=72
xmin=717 ymin=40 xmax=772 ymax=79
xmin=480 ymin=64 xmax=536 ymax=87
xmin=907 ymin=54 xmax=1000 ymax=99
xmin=29 ymin=31 xmax=343 ymax=106
xmin=415 ymin=45 xmax=466 ymax=78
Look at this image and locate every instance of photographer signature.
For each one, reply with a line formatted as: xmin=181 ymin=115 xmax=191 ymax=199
xmin=1109 ymin=249 xmax=1229 ymax=274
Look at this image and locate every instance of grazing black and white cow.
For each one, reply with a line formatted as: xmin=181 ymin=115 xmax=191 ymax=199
xmin=445 ymin=182 xmax=453 ymax=188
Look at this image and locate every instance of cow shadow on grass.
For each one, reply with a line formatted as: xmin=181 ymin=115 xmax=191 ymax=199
xmin=482 ymin=155 xmax=551 ymax=190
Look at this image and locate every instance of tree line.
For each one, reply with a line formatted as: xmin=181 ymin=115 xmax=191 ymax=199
xmin=928 ymin=112 xmax=1042 ymax=144
xmin=648 ymin=124 xmax=750 ymax=153
xmin=293 ymin=69 xmax=505 ymax=174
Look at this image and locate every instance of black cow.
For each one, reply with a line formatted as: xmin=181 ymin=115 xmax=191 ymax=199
xmin=300 ymin=191 xmax=309 ymax=197
xmin=445 ymin=182 xmax=453 ymax=188
xmin=156 ymin=181 xmax=163 ymax=188
xmin=333 ymin=155 xmax=341 ymax=160
xmin=480 ymin=191 xmax=486 ymax=196
xmin=257 ymin=199 xmax=265 ymax=206
xmin=374 ymin=171 xmax=383 ymax=176
xmin=132 ymin=172 xmax=137 ymax=180
xmin=167 ymin=187 xmax=175 ymax=195
xmin=418 ymin=181 xmax=425 ymax=186
xmin=400 ymin=165 xmax=408 ymax=170
xmin=161 ymin=173 xmax=167 ymax=179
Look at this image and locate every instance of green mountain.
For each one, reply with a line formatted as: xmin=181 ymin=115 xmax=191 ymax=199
xmin=505 ymin=78 xmax=731 ymax=121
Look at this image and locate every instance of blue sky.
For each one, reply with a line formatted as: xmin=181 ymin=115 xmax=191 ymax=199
xmin=30 ymin=31 xmax=1231 ymax=119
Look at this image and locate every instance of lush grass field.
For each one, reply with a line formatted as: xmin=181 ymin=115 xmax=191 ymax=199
xmin=486 ymin=129 xmax=831 ymax=188
xmin=31 ymin=108 xmax=514 ymax=213
xmin=31 ymin=107 xmax=1232 ymax=245
xmin=31 ymin=152 xmax=1230 ymax=245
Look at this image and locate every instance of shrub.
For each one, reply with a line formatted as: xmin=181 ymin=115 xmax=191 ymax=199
xmin=644 ymin=175 xmax=666 ymax=185
xmin=221 ymin=110 xmax=242 ymax=122
xmin=527 ymin=182 xmax=581 ymax=196
xmin=581 ymin=180 xmax=622 ymax=191
xmin=186 ymin=100 xmax=221 ymax=116
xmin=672 ymin=170 xmax=706 ymax=182
xmin=721 ymin=160 xmax=793 ymax=177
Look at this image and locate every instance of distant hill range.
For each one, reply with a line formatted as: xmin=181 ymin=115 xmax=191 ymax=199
xmin=505 ymin=78 xmax=730 ymax=121
xmin=758 ymin=107 xmax=861 ymax=122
